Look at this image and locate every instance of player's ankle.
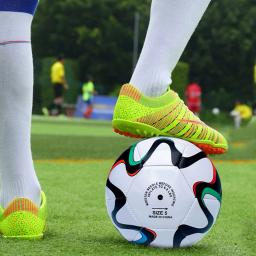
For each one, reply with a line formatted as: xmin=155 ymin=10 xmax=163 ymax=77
xmin=130 ymin=73 xmax=171 ymax=97
xmin=0 ymin=180 xmax=41 ymax=208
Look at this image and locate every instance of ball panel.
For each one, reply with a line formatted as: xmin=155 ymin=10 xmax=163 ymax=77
xmin=181 ymin=199 xmax=208 ymax=229
xmin=135 ymin=138 xmax=162 ymax=159
xmin=142 ymin=142 xmax=174 ymax=167
xmin=136 ymin=137 xmax=187 ymax=165
xmin=180 ymin=158 xmax=214 ymax=191
xmin=135 ymin=138 xmax=187 ymax=166
xmin=178 ymin=198 xmax=221 ymax=246
xmin=204 ymin=199 xmax=221 ymax=221
xmin=106 ymin=187 xmax=115 ymax=200
xmin=135 ymin=137 xmax=206 ymax=169
xmin=109 ymin=163 xmax=134 ymax=196
xmin=127 ymin=166 xmax=194 ymax=230
xmin=173 ymin=198 xmax=221 ymax=247
xmin=115 ymin=203 xmax=141 ymax=241
xmin=106 ymin=199 xmax=141 ymax=241
xmin=131 ymin=228 xmax=157 ymax=245
xmin=106 ymin=198 xmax=115 ymax=217
xmin=165 ymin=137 xmax=190 ymax=154
xmin=182 ymin=142 xmax=202 ymax=157
xmin=173 ymin=199 xmax=208 ymax=247
xmin=180 ymin=234 xmax=202 ymax=247
xmin=147 ymin=229 xmax=176 ymax=248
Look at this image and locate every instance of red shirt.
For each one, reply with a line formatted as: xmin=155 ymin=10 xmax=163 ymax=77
xmin=185 ymin=83 xmax=202 ymax=112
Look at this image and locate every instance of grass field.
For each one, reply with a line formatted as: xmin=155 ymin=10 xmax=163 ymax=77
xmin=0 ymin=116 xmax=255 ymax=256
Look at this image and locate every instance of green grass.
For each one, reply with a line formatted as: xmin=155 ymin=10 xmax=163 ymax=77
xmin=0 ymin=116 xmax=255 ymax=256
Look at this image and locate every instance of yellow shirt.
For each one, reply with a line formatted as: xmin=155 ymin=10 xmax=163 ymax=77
xmin=82 ymin=81 xmax=95 ymax=101
xmin=234 ymin=104 xmax=253 ymax=120
xmin=51 ymin=61 xmax=65 ymax=84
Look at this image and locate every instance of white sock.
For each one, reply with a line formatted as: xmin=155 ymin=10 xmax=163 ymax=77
xmin=130 ymin=0 xmax=211 ymax=97
xmin=0 ymin=3 xmax=41 ymax=208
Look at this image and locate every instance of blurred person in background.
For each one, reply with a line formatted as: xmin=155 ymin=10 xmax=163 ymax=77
xmin=49 ymin=56 xmax=68 ymax=115
xmin=82 ymin=76 xmax=95 ymax=119
xmin=230 ymin=101 xmax=252 ymax=129
xmin=185 ymin=82 xmax=202 ymax=116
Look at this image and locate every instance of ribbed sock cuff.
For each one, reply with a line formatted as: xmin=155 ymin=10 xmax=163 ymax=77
xmin=0 ymin=177 xmax=41 ymax=208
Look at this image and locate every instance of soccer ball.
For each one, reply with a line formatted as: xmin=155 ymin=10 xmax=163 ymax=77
xmin=212 ymin=108 xmax=220 ymax=115
xmin=105 ymin=137 xmax=222 ymax=248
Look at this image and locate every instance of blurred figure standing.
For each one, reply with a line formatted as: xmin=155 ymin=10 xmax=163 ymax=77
xmin=49 ymin=56 xmax=68 ymax=115
xmin=82 ymin=76 xmax=95 ymax=118
xmin=185 ymin=82 xmax=202 ymax=116
xmin=230 ymin=101 xmax=252 ymax=129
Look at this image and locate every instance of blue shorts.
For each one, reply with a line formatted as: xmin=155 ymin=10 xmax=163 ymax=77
xmin=0 ymin=0 xmax=38 ymax=15
xmin=83 ymin=99 xmax=93 ymax=106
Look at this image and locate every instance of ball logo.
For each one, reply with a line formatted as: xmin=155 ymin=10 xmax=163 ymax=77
xmin=144 ymin=182 xmax=176 ymax=220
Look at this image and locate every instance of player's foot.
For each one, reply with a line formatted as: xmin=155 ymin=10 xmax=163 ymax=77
xmin=113 ymin=84 xmax=228 ymax=154
xmin=0 ymin=192 xmax=47 ymax=239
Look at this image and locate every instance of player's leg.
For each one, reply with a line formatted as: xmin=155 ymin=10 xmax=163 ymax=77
xmin=83 ymin=100 xmax=94 ymax=119
xmin=54 ymin=84 xmax=65 ymax=115
xmin=130 ymin=0 xmax=211 ymax=97
xmin=0 ymin=0 xmax=46 ymax=238
xmin=113 ymin=0 xmax=228 ymax=154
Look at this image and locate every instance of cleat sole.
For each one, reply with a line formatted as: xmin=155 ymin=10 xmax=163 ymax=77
xmin=113 ymin=119 xmax=227 ymax=155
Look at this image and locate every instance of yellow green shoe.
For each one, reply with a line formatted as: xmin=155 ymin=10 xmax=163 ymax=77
xmin=113 ymin=84 xmax=228 ymax=155
xmin=0 ymin=192 xmax=47 ymax=239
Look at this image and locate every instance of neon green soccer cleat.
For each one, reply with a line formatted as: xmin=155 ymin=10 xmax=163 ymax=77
xmin=113 ymin=84 xmax=228 ymax=155
xmin=0 ymin=191 xmax=47 ymax=239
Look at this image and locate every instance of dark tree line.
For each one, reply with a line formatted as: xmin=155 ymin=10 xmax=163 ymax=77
xmin=184 ymin=0 xmax=256 ymax=109
xmin=32 ymin=0 xmax=256 ymax=109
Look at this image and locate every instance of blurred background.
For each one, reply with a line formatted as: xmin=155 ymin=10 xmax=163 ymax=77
xmin=31 ymin=0 xmax=256 ymax=123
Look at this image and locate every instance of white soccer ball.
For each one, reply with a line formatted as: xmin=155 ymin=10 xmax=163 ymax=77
xmin=212 ymin=108 xmax=220 ymax=115
xmin=106 ymin=137 xmax=222 ymax=248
